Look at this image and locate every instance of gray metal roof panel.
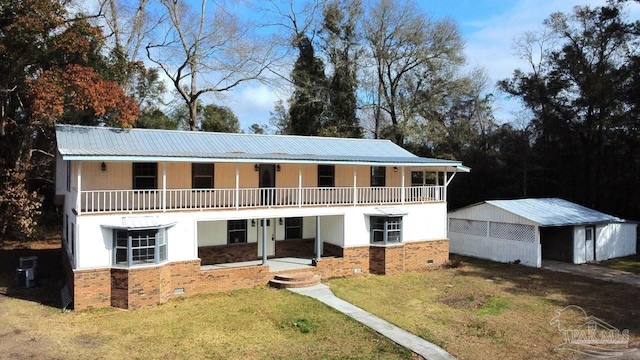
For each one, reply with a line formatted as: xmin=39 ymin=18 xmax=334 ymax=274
xmin=55 ymin=124 xmax=467 ymax=168
xmin=485 ymin=198 xmax=623 ymax=226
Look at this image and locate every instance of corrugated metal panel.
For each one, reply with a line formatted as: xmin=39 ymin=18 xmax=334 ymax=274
xmin=54 ymin=124 xmax=468 ymax=169
xmin=485 ymin=198 xmax=623 ymax=227
xmin=101 ymin=216 xmax=176 ymax=229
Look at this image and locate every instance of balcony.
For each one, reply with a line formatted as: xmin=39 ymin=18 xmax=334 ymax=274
xmin=75 ymin=186 xmax=445 ymax=214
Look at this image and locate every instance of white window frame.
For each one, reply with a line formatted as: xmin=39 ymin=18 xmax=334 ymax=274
xmin=113 ymin=228 xmax=168 ymax=267
xmin=370 ymin=216 xmax=403 ymax=244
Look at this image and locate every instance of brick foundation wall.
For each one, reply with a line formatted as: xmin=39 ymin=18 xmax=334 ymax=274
xmin=404 ymin=240 xmax=449 ymax=270
xmin=274 ymin=238 xmax=314 ymax=258
xmin=323 ymin=242 xmax=344 ymax=257
xmin=369 ymin=246 xmax=385 ymax=275
xmin=72 ymin=240 xmax=449 ymax=310
xmin=110 ymin=268 xmax=128 ymax=308
xmin=199 ymin=243 xmax=258 ymax=265
xmin=313 ymin=246 xmax=370 ymax=278
xmin=107 ymin=260 xmax=202 ymax=310
xmin=73 ymin=268 xmax=111 ymax=310
xmin=198 ymin=265 xmax=272 ymax=294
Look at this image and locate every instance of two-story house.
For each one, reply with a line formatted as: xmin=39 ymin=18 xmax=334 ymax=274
xmin=55 ymin=124 xmax=469 ymax=309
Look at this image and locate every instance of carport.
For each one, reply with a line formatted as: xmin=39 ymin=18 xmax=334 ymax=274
xmin=448 ymin=198 xmax=637 ymax=268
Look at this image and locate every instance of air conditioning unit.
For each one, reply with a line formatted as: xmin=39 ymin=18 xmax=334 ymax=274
xmin=19 ymin=256 xmax=38 ymax=270
xmin=15 ymin=256 xmax=38 ymax=289
xmin=15 ymin=267 xmax=35 ymax=289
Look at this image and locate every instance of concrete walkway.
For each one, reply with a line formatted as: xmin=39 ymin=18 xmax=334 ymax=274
xmin=542 ymin=260 xmax=640 ymax=287
xmin=289 ymin=284 xmax=456 ymax=360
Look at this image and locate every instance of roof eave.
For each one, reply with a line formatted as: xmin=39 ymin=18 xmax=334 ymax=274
xmin=59 ymin=154 xmax=469 ymax=170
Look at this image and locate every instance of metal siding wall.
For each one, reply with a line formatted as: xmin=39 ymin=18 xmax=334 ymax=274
xmin=573 ymin=226 xmax=585 ymax=264
xmin=596 ymin=223 xmax=637 ymax=261
xmin=449 ymin=203 xmax=538 ymax=226
xmin=448 ymin=203 xmax=541 ymax=267
xmin=449 ymin=232 xmax=540 ymax=267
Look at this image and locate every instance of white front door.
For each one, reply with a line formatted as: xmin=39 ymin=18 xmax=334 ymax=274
xmin=585 ymin=226 xmax=595 ymax=262
xmin=257 ymin=218 xmax=276 ymax=257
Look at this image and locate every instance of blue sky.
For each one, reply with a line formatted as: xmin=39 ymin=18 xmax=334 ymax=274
xmin=214 ymin=0 xmax=640 ymax=131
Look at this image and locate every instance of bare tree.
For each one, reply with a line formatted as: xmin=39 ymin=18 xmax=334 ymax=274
xmin=101 ymin=0 xmax=155 ymax=61
xmin=146 ymin=0 xmax=276 ymax=130
xmin=362 ymin=0 xmax=465 ymax=145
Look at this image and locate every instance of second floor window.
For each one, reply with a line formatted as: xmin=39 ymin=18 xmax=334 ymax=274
xmin=318 ymin=165 xmax=335 ymax=187
xmin=133 ymin=163 xmax=157 ymax=189
xmin=192 ymin=163 xmax=214 ymax=188
xmin=371 ymin=166 xmax=386 ymax=187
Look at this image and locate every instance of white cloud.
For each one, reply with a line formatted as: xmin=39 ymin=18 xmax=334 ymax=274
xmin=223 ymin=84 xmax=290 ymax=131
xmin=459 ymin=0 xmax=636 ymax=123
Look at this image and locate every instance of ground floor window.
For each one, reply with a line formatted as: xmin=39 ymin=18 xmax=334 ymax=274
xmin=114 ymin=228 xmax=167 ymax=266
xmin=371 ymin=216 xmax=403 ymax=244
xmin=285 ymin=217 xmax=303 ymax=240
xmin=228 ymin=220 xmax=247 ymax=244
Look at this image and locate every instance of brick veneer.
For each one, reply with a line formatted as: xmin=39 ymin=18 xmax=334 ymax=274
xmin=70 ymin=239 xmax=449 ymax=310
xmin=73 ymin=268 xmax=111 ymax=309
xmin=274 ymin=238 xmax=314 ymax=258
xmin=199 ymin=243 xmax=258 ymax=265
xmin=404 ymin=240 xmax=449 ymax=269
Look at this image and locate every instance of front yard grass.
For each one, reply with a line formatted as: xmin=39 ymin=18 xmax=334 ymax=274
xmin=327 ymin=258 xmax=640 ymax=360
xmin=593 ymin=254 xmax=640 ymax=275
xmin=0 ymin=237 xmax=412 ymax=360
xmin=0 ymin=286 xmax=413 ymax=360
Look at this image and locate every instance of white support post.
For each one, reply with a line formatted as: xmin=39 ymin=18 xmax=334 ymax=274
xmin=443 ymin=171 xmax=448 ymax=202
xmin=262 ymin=218 xmax=268 ymax=265
xmin=76 ymin=162 xmax=82 ymax=215
xmin=235 ymin=164 xmax=239 ymax=210
xmin=298 ymin=165 xmax=302 ymax=208
xmin=315 ymin=216 xmax=322 ymax=261
xmin=401 ymin=166 xmax=405 ymax=205
xmin=162 ymin=162 xmax=167 ymax=212
xmin=353 ymin=166 xmax=357 ymax=206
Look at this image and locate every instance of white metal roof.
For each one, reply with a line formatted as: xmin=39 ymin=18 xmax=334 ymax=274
xmin=459 ymin=198 xmax=625 ymax=227
xmin=55 ymin=124 xmax=470 ymax=171
xmin=100 ymin=216 xmax=176 ymax=230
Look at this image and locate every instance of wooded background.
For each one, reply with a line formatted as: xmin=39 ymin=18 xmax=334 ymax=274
xmin=0 ymin=0 xmax=638 ymax=239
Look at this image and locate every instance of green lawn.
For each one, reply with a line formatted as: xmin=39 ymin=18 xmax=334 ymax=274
xmin=326 ymin=258 xmax=640 ymax=360
xmin=593 ymin=254 xmax=640 ymax=275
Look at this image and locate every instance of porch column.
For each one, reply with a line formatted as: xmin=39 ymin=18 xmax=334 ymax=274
xmin=315 ymin=216 xmax=322 ymax=261
xmin=262 ymin=218 xmax=268 ymax=265
xmin=162 ymin=162 xmax=167 ymax=212
xmin=353 ymin=166 xmax=357 ymax=206
xmin=443 ymin=171 xmax=448 ymax=202
xmin=400 ymin=166 xmax=405 ymax=205
xmin=298 ymin=165 xmax=302 ymax=208
xmin=76 ymin=162 xmax=82 ymax=215
xmin=235 ymin=164 xmax=239 ymax=210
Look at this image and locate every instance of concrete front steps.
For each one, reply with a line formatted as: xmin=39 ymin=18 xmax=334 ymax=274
xmin=269 ymin=272 xmax=321 ymax=289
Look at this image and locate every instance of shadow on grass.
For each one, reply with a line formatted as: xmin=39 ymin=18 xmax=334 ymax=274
xmin=0 ymin=247 xmax=65 ymax=309
xmin=455 ymin=257 xmax=640 ymax=339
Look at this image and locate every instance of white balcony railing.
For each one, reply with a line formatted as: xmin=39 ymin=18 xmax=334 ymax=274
xmin=77 ymin=186 xmax=445 ymax=214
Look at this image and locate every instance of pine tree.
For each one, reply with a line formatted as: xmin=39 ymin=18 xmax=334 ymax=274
xmin=322 ymin=0 xmax=363 ymax=138
xmin=289 ymin=35 xmax=328 ymax=136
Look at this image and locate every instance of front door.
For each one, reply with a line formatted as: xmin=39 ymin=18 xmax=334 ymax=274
xmin=257 ymin=218 xmax=276 ymax=257
xmin=585 ymin=226 xmax=595 ymax=262
xmin=259 ymin=164 xmax=275 ymax=205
